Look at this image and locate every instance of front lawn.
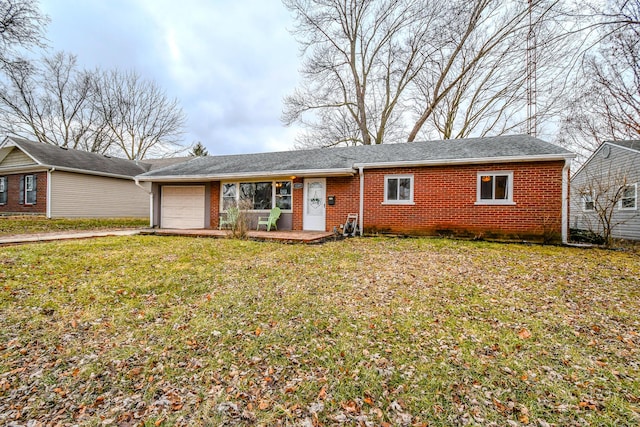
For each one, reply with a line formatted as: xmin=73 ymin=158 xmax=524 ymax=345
xmin=0 ymin=237 xmax=638 ymax=426
xmin=0 ymin=217 xmax=148 ymax=236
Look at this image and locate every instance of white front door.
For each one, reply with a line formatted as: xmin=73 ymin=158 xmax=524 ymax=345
xmin=303 ymin=178 xmax=326 ymax=231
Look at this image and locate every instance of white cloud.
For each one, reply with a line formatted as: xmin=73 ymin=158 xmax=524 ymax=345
xmin=40 ymin=0 xmax=302 ymax=155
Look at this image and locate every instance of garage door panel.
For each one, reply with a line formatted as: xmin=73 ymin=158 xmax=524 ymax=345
xmin=161 ymin=186 xmax=205 ymax=229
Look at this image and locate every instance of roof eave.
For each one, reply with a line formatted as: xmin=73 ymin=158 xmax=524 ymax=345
xmin=353 ymin=153 xmax=575 ymax=169
xmin=0 ymin=163 xmax=139 ymax=180
xmin=50 ymin=165 xmax=137 ymax=180
xmin=136 ymin=168 xmax=357 ymax=182
xmin=604 ymin=140 xmax=640 ymax=155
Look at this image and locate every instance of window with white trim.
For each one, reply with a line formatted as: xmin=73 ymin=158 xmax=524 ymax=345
xmin=0 ymin=176 xmax=7 ymax=205
xmin=582 ymin=193 xmax=595 ymax=211
xmin=476 ymin=172 xmax=514 ymax=204
xmin=384 ymin=175 xmax=413 ymax=204
xmin=25 ymin=174 xmax=36 ymax=205
xmin=221 ymin=180 xmax=292 ymax=211
xmin=619 ymin=183 xmax=637 ymax=210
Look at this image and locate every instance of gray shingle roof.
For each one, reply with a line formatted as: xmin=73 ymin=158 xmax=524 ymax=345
xmin=140 ymin=134 xmax=574 ymax=179
xmin=4 ymin=137 xmax=189 ymax=178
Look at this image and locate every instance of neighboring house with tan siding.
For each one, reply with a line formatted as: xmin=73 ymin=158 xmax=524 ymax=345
xmin=0 ymin=136 xmax=189 ymax=219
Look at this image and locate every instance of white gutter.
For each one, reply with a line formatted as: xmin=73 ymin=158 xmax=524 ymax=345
xmin=0 ymin=165 xmax=48 ymax=174
xmin=353 ymin=153 xmax=575 ymax=170
xmin=46 ymin=167 xmax=55 ymax=218
xmin=50 ymin=165 xmax=137 ymax=180
xmin=562 ymin=158 xmax=571 ymax=244
xmin=136 ymin=168 xmax=356 ymax=182
xmin=358 ymin=166 xmax=364 ymax=236
xmin=0 ymin=163 xmax=137 ymax=180
xmin=134 ymin=178 xmax=154 ymax=228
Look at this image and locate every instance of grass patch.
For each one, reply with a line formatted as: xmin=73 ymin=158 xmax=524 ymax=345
xmin=0 ymin=216 xmax=148 ymax=236
xmin=0 ymin=237 xmax=638 ymax=426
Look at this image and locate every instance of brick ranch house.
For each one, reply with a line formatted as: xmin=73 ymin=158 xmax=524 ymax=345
xmin=0 ymin=136 xmax=186 ymax=218
xmin=136 ymin=135 xmax=575 ymax=243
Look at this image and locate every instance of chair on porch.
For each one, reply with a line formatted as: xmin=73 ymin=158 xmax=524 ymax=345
xmin=257 ymin=207 xmax=281 ymax=231
xmin=218 ymin=207 xmax=239 ymax=230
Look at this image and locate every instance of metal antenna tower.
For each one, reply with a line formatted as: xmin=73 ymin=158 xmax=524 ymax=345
xmin=526 ymin=0 xmax=537 ymax=137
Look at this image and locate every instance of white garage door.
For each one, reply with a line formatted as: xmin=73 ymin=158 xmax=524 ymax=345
xmin=161 ymin=186 xmax=205 ymax=229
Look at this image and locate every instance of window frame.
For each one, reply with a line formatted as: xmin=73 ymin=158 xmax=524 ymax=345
xmin=582 ymin=193 xmax=595 ymax=212
xmin=220 ymin=179 xmax=293 ymax=212
xmin=383 ymin=174 xmax=414 ymax=205
xmin=475 ymin=171 xmax=515 ymax=205
xmin=24 ymin=174 xmax=36 ymax=205
xmin=619 ymin=183 xmax=637 ymax=211
xmin=0 ymin=176 xmax=7 ymax=205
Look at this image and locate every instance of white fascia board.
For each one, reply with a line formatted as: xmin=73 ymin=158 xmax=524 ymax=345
xmin=136 ymin=168 xmax=356 ymax=182
xmin=0 ymin=164 xmax=135 ymax=180
xmin=50 ymin=166 xmax=136 ymax=180
xmin=353 ymin=153 xmax=575 ymax=170
xmin=607 ymin=141 xmax=640 ymax=155
xmin=0 ymin=165 xmax=49 ymax=174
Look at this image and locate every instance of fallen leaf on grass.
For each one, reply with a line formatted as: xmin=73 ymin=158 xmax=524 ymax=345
xmin=318 ymin=386 xmax=327 ymax=400
xmin=518 ymin=328 xmax=532 ymax=339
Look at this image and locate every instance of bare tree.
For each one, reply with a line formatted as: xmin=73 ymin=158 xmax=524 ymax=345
xmin=282 ymin=0 xmax=436 ymax=147
xmin=415 ymin=0 xmax=572 ymax=141
xmin=283 ymin=0 xmax=572 ymax=147
xmin=558 ymin=0 xmax=640 ymax=162
xmin=89 ymin=70 xmax=186 ymax=160
xmin=0 ymin=55 xmax=187 ymax=159
xmin=573 ymin=166 xmax=637 ymax=246
xmin=0 ymin=52 xmax=111 ymax=153
xmin=0 ymin=0 xmax=48 ymax=67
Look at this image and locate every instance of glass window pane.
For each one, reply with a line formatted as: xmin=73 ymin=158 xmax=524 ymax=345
xmin=222 ymin=183 xmax=236 ymax=210
xmin=223 ymin=183 xmax=236 ymax=198
xmin=276 ymin=196 xmax=291 ymax=209
xmin=494 ymin=175 xmax=508 ymax=199
xmin=399 ymin=178 xmax=411 ymax=200
xmin=480 ymin=176 xmax=493 ymax=199
xmin=275 ymin=181 xmax=292 ymax=210
xmin=240 ymin=183 xmax=254 ymax=202
xmin=387 ymin=178 xmax=398 ymax=201
xmin=254 ymin=182 xmax=272 ymax=209
xmin=621 ymin=186 xmax=636 ymax=208
xmin=276 ymin=181 xmax=291 ymax=196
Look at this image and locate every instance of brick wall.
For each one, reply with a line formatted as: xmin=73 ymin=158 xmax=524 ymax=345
xmin=326 ymin=176 xmax=361 ymax=233
xmin=204 ymin=161 xmax=565 ymax=241
xmin=0 ymin=172 xmax=47 ymax=215
xmin=292 ymin=178 xmax=304 ymax=230
xmin=209 ymin=181 xmax=220 ymax=228
xmin=320 ymin=161 xmax=565 ymax=241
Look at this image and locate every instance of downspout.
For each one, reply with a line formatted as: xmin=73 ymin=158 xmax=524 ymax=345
xmin=561 ymin=158 xmax=570 ymax=244
xmin=135 ymin=178 xmax=153 ymax=228
xmin=358 ymin=166 xmax=364 ymax=236
xmin=47 ymin=168 xmax=55 ymax=219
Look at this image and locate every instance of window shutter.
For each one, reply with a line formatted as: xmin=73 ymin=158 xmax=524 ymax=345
xmin=19 ymin=176 xmax=24 ymax=205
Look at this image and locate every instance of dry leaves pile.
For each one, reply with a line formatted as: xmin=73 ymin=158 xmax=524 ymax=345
xmin=0 ymin=236 xmax=638 ymax=426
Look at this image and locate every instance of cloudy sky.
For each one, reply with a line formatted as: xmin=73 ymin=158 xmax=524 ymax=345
xmin=39 ymin=0 xmax=302 ymax=156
